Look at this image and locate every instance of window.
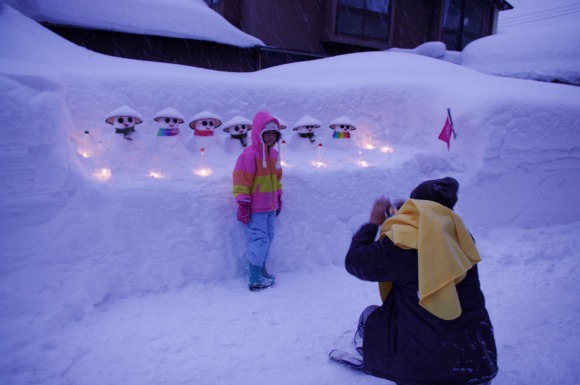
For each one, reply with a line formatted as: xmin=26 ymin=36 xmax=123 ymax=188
xmin=203 ymin=0 xmax=221 ymax=7
xmin=442 ymin=0 xmax=489 ymax=50
xmin=336 ymin=0 xmax=391 ymax=42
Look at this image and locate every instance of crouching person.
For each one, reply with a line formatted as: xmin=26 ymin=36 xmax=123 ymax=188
xmin=336 ymin=177 xmax=498 ymax=385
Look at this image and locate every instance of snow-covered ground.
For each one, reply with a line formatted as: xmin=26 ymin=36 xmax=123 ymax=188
xmin=1 ymin=4 xmax=580 ymax=385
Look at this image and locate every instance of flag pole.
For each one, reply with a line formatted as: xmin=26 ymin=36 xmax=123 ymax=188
xmin=447 ymin=108 xmax=457 ymax=139
xmin=447 ymin=108 xmax=457 ymax=138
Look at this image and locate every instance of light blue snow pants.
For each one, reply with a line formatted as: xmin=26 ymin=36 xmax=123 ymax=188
xmin=246 ymin=211 xmax=276 ymax=267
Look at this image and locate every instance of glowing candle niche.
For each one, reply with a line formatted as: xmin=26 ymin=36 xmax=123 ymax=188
xmin=193 ymin=147 xmax=213 ymax=177
xmin=312 ymin=143 xmax=327 ymax=168
xmin=380 ymin=145 xmax=394 ymax=153
xmin=357 ymin=150 xmax=369 ymax=168
xmin=93 ymin=167 xmax=112 ymax=181
xmin=148 ymin=152 xmax=165 ymax=179
xmin=148 ymin=171 xmax=163 ymax=179
xmin=280 ymin=139 xmax=288 ymax=167
xmin=76 ymin=130 xmax=97 ymax=159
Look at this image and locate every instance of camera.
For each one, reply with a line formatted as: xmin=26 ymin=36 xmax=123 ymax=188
xmin=386 ymin=199 xmax=405 ymax=217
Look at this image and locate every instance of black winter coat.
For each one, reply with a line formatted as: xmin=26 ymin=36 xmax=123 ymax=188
xmin=345 ymin=223 xmax=498 ymax=385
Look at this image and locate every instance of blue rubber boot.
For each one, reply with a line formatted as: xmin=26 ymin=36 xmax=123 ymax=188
xmin=247 ymin=262 xmax=274 ymax=291
xmin=262 ymin=263 xmax=276 ymax=280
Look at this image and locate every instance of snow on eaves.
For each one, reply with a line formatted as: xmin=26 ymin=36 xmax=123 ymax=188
xmin=4 ymin=0 xmax=264 ymax=48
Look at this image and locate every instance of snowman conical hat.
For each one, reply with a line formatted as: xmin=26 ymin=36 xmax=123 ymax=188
xmin=292 ymin=115 xmax=321 ymax=131
xmin=329 ymin=116 xmax=357 ymax=130
xmin=188 ymin=111 xmax=222 ymax=130
xmin=274 ymin=116 xmax=288 ymax=130
xmin=154 ymin=107 xmax=185 ymax=124
xmin=105 ymin=105 xmax=144 ymax=125
xmin=222 ymin=115 xmax=252 ymax=133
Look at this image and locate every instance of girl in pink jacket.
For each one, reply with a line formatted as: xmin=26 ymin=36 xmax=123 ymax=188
xmin=232 ymin=111 xmax=282 ymax=291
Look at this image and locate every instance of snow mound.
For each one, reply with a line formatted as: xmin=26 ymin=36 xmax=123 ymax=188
xmin=461 ymin=21 xmax=580 ymax=85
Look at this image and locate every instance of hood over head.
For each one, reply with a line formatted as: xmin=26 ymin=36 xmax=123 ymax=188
xmin=251 ymin=111 xmax=280 ymax=147
xmin=250 ymin=111 xmax=281 ymax=168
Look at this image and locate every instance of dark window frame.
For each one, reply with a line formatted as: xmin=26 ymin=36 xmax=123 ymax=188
xmin=441 ymin=0 xmax=493 ymax=50
xmin=203 ymin=0 xmax=222 ymax=8
xmin=335 ymin=0 xmax=392 ymax=42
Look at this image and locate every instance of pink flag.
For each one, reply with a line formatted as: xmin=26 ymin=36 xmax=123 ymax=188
xmin=438 ymin=109 xmax=457 ymax=151
xmin=438 ymin=116 xmax=453 ymax=151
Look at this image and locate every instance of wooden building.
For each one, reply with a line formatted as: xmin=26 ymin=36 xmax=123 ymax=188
xmin=42 ymin=0 xmax=513 ymax=72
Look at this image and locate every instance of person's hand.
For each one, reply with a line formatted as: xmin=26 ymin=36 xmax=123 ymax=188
xmin=237 ymin=201 xmax=251 ymax=224
xmin=370 ymin=197 xmax=391 ymax=225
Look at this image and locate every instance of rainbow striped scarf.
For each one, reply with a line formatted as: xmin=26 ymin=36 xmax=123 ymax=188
xmin=157 ymin=128 xmax=180 ymax=136
xmin=333 ymin=132 xmax=351 ymax=139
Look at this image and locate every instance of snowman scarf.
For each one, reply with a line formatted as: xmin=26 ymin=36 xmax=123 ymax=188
xmin=116 ymin=127 xmax=136 ymax=140
xmin=299 ymin=132 xmax=316 ymax=143
xmin=231 ymin=133 xmax=248 ymax=147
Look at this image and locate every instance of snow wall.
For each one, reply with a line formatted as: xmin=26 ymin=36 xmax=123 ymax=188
xmin=1 ymin=6 xmax=580 ymax=328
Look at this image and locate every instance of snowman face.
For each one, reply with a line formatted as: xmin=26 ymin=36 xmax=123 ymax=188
xmin=332 ymin=124 xmax=352 ymax=133
xmin=162 ymin=117 xmax=182 ymax=129
xmin=113 ymin=116 xmax=136 ymax=129
xmin=230 ymin=124 xmax=249 ymax=135
xmin=195 ymin=119 xmax=217 ymax=132
xmin=296 ymin=125 xmax=318 ymax=134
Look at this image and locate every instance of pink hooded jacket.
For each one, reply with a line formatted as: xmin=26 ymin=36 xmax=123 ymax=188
xmin=232 ymin=111 xmax=282 ymax=214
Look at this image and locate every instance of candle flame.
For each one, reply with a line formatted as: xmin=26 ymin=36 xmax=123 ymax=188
xmin=194 ymin=168 xmax=212 ymax=177
xmin=78 ymin=148 xmax=92 ymax=158
xmin=380 ymin=146 xmax=394 ymax=153
xmin=93 ymin=168 xmax=112 ymax=180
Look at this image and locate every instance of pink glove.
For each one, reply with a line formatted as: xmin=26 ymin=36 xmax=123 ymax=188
xmin=276 ymin=196 xmax=282 ymax=217
xmin=237 ymin=201 xmax=251 ymax=224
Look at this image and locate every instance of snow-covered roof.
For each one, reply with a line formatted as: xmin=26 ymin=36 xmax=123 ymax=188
xmin=6 ymin=0 xmax=264 ymax=48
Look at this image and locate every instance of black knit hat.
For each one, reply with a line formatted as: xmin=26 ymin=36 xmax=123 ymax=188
xmin=410 ymin=177 xmax=459 ymax=209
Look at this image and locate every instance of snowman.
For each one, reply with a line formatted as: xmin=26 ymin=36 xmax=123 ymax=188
xmin=221 ymin=115 xmax=252 ymax=154
xmin=102 ymin=105 xmax=147 ymax=173
xmin=186 ymin=111 xmax=222 ymax=155
xmin=152 ymin=107 xmax=187 ymax=158
xmin=148 ymin=107 xmax=187 ymax=178
xmin=105 ymin=105 xmax=143 ymax=141
xmin=326 ymin=116 xmax=357 ymax=152
xmin=287 ymin=115 xmax=322 ymax=151
xmin=72 ymin=129 xmax=110 ymax=177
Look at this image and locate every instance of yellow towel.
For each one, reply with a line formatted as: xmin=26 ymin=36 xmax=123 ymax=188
xmin=378 ymin=199 xmax=481 ymax=320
